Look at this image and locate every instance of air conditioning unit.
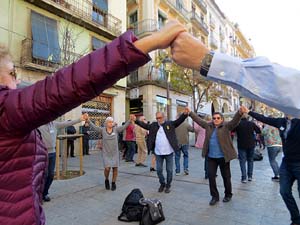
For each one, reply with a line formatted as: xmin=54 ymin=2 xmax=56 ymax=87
xmin=129 ymin=88 xmax=139 ymax=99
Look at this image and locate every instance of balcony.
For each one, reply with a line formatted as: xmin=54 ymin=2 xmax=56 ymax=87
xmin=161 ymin=0 xmax=190 ymax=21
xmin=128 ymin=19 xmax=157 ymax=38
xmin=210 ymin=17 xmax=216 ymax=29
xmin=210 ymin=36 xmax=218 ymax=49
xmin=190 ymin=12 xmax=209 ymax=36
xmin=219 ymin=29 xmax=225 ymax=40
xmin=193 ymin=0 xmax=207 ymax=14
xmin=24 ymin=0 xmax=122 ymax=39
xmin=21 ymin=38 xmax=82 ymax=72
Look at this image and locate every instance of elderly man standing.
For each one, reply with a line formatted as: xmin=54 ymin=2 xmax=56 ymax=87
xmin=188 ymin=107 xmax=245 ymax=205
xmin=134 ymin=110 xmax=188 ymax=193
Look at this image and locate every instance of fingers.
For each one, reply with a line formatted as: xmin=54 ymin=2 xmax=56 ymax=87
xmin=81 ymin=113 xmax=89 ymax=121
xmin=170 ymin=32 xmax=209 ymax=70
xmin=184 ymin=107 xmax=191 ymax=115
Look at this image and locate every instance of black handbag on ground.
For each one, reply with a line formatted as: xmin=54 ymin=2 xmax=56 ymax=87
xmin=139 ymin=198 xmax=165 ymax=225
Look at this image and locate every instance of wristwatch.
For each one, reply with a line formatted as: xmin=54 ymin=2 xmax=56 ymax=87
xmin=200 ymin=51 xmax=214 ymax=76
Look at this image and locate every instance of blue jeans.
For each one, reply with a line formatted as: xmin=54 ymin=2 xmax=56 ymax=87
xmin=43 ymin=152 xmax=56 ymax=197
xmin=267 ymin=146 xmax=281 ymax=177
xmin=125 ymin=141 xmax=136 ymax=161
xmin=175 ymin=144 xmax=189 ymax=173
xmin=238 ymin=147 xmax=254 ymax=180
xmin=280 ymin=159 xmax=300 ymax=224
xmin=156 ymin=153 xmax=174 ymax=187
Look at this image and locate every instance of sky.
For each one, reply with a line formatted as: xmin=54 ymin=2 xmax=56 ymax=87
xmin=215 ymin=0 xmax=300 ymax=70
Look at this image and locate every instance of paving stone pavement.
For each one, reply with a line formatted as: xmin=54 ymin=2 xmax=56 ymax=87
xmin=44 ymin=146 xmax=298 ymax=225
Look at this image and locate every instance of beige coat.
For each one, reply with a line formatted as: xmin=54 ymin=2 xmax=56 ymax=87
xmin=190 ymin=111 xmax=242 ymax=162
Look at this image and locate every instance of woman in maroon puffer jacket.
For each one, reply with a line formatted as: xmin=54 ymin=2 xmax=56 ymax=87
xmin=0 ymin=21 xmax=186 ymax=225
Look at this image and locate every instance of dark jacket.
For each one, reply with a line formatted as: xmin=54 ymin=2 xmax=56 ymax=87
xmin=233 ymin=118 xmax=261 ymax=149
xmin=249 ymin=111 xmax=300 ymax=162
xmin=135 ymin=113 xmax=188 ymax=153
xmin=0 ymin=31 xmax=150 ymax=225
xmin=190 ymin=111 xmax=242 ymax=162
xmin=66 ymin=125 xmax=77 ymax=141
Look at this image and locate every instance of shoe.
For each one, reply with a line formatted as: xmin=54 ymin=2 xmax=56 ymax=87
xmin=209 ymin=198 xmax=219 ymax=206
xmin=140 ymin=163 xmax=148 ymax=167
xmin=158 ymin=184 xmax=165 ymax=193
xmin=272 ymin=176 xmax=280 ymax=181
xmin=165 ymin=186 xmax=171 ymax=193
xmin=241 ymin=179 xmax=247 ymax=183
xmin=71 ymin=155 xmax=75 ymax=158
xmin=111 ymin=182 xmax=116 ymax=191
xmin=175 ymin=172 xmax=180 ymax=176
xmin=43 ymin=195 xmax=51 ymax=202
xmin=135 ymin=163 xmax=141 ymax=167
xmin=248 ymin=177 xmax=252 ymax=182
xmin=184 ymin=170 xmax=189 ymax=175
xmin=150 ymin=167 xmax=156 ymax=172
xmin=105 ymin=179 xmax=110 ymax=190
xmin=223 ymin=196 xmax=232 ymax=203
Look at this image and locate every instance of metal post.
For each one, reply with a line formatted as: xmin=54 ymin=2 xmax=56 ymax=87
xmin=56 ymin=139 xmax=60 ymax=180
xmin=167 ymin=71 xmax=171 ymax=120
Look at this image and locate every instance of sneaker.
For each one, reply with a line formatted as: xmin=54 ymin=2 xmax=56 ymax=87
xmin=241 ymin=179 xmax=247 ymax=183
xmin=175 ymin=172 xmax=180 ymax=176
xmin=248 ymin=177 xmax=252 ymax=182
xmin=184 ymin=170 xmax=189 ymax=175
xmin=158 ymin=184 xmax=165 ymax=193
xmin=105 ymin=179 xmax=110 ymax=190
xmin=150 ymin=167 xmax=156 ymax=172
xmin=135 ymin=163 xmax=141 ymax=167
xmin=111 ymin=182 xmax=116 ymax=191
xmin=271 ymin=176 xmax=280 ymax=181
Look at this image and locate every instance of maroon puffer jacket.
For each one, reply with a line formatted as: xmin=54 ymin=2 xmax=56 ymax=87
xmin=0 ymin=31 xmax=150 ymax=225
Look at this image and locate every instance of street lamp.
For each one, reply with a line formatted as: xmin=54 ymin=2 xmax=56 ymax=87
xmin=162 ymin=56 xmax=172 ymax=120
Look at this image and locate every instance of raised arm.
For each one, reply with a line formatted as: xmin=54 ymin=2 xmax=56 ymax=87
xmin=116 ymin=120 xmax=131 ymax=133
xmin=226 ymin=109 xmax=243 ymax=131
xmin=172 ymin=113 xmax=188 ymax=128
xmin=54 ymin=114 xmax=87 ymax=129
xmin=1 ymin=21 xmax=187 ymax=135
xmin=248 ymin=111 xmax=282 ymax=128
xmin=171 ymin=32 xmax=300 ymax=117
xmin=189 ymin=112 xmax=209 ymax=129
xmin=88 ymin=121 xmax=102 ymax=135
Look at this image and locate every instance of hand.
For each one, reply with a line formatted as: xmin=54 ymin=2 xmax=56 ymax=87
xmin=239 ymin=106 xmax=249 ymax=114
xmin=171 ymin=32 xmax=209 ymax=70
xmin=133 ymin=20 xmax=186 ymax=54
xmin=81 ymin=113 xmax=89 ymax=121
xmin=184 ymin=107 xmax=191 ymax=115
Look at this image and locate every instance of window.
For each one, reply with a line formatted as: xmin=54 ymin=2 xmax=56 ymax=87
xmin=31 ymin=11 xmax=60 ymax=63
xmin=176 ymin=100 xmax=188 ymax=114
xmin=158 ymin=13 xmax=166 ymax=29
xmin=129 ymin=11 xmax=138 ymax=25
xmin=92 ymin=0 xmax=108 ymax=25
xmin=156 ymin=96 xmax=167 ymax=113
xmin=92 ymin=37 xmax=106 ymax=50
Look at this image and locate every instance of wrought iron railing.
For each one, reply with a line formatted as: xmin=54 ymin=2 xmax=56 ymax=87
xmin=190 ymin=12 xmax=209 ymax=35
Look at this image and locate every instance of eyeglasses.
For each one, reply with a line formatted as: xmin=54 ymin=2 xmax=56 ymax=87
xmin=156 ymin=116 xmax=163 ymax=120
xmin=212 ymin=117 xmax=221 ymax=120
xmin=9 ymin=67 xmax=17 ymax=80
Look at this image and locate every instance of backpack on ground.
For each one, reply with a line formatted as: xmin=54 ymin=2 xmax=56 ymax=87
xmin=139 ymin=198 xmax=165 ymax=225
xmin=118 ymin=188 xmax=144 ymax=222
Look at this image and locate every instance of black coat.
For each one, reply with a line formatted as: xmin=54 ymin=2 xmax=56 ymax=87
xmin=135 ymin=113 xmax=188 ymax=153
xmin=249 ymin=111 xmax=300 ymax=162
xmin=233 ymin=118 xmax=261 ymax=149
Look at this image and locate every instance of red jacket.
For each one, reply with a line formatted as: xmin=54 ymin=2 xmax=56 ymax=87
xmin=0 ymin=31 xmax=150 ymax=225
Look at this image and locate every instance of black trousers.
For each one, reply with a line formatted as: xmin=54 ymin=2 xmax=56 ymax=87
xmin=83 ymin=137 xmax=89 ymax=155
xmin=208 ymin=157 xmax=232 ymax=199
xmin=67 ymin=140 xmax=75 ymax=157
